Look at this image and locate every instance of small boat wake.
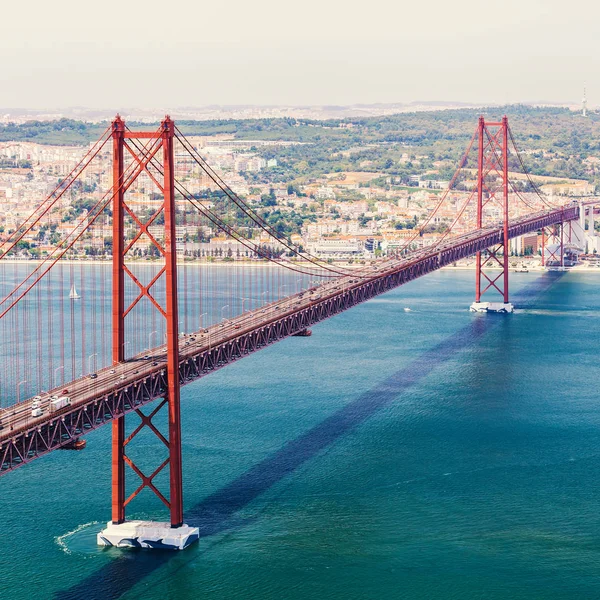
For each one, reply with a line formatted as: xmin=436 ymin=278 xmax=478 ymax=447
xmin=55 ymin=521 xmax=100 ymax=555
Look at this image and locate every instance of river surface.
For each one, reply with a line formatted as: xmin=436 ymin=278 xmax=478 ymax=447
xmin=1 ymin=269 xmax=600 ymax=600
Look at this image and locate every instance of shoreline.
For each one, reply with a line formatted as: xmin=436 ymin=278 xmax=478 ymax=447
xmin=2 ymin=258 xmax=600 ymax=272
xmin=0 ymin=259 xmax=371 ymax=268
xmin=441 ymin=263 xmax=600 ymax=272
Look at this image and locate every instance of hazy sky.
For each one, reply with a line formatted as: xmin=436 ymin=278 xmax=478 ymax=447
xmin=1 ymin=0 xmax=598 ymax=109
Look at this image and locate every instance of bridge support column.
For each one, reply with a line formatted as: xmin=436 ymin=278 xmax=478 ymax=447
xmin=162 ymin=117 xmax=184 ymax=530
xmin=541 ymin=218 xmax=566 ymax=270
xmin=98 ymin=116 xmax=198 ymax=550
xmin=111 ymin=116 xmax=126 ymax=525
xmin=470 ymin=116 xmax=513 ymax=314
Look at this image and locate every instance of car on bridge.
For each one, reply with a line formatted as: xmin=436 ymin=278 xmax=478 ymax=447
xmin=31 ymin=398 xmax=43 ymax=417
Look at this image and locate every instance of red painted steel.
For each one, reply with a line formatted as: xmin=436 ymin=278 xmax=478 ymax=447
xmin=541 ymin=228 xmax=546 ymax=267
xmin=474 ymin=116 xmax=511 ymax=304
xmin=108 ymin=116 xmax=183 ymax=527
xmin=561 ymin=219 xmax=565 ymax=267
xmin=0 ymin=126 xmax=111 ymax=258
xmin=475 ymin=116 xmax=484 ymax=302
xmin=162 ymin=117 xmax=184 ymax=528
xmin=502 ymin=116 xmax=510 ymax=303
xmin=541 ymin=219 xmax=566 ymax=268
xmin=112 ymin=116 xmax=125 ymax=363
xmin=111 ymin=116 xmax=126 ymax=524
xmin=0 ymin=116 xmax=584 ymax=494
xmin=0 ymin=203 xmax=581 ymax=476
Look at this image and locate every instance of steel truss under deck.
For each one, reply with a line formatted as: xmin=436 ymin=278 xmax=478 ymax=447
xmin=0 ymin=205 xmax=579 ymax=475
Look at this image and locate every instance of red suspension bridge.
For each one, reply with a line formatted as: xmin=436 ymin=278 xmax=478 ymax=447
xmin=0 ymin=115 xmax=589 ymax=549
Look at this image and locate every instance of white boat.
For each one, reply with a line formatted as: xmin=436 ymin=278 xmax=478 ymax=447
xmin=69 ymin=284 xmax=80 ymax=300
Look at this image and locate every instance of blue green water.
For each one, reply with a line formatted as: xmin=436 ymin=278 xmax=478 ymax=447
xmin=2 ymin=270 xmax=600 ymax=599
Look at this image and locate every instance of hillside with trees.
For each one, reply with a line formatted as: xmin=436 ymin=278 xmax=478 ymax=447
xmin=1 ymin=106 xmax=598 ymax=189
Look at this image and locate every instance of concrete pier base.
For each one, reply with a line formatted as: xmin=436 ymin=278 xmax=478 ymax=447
xmin=469 ymin=301 xmax=514 ymax=314
xmin=97 ymin=520 xmax=199 ymax=550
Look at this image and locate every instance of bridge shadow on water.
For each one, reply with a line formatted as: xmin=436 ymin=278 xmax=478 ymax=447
xmin=57 ymin=272 xmax=564 ymax=600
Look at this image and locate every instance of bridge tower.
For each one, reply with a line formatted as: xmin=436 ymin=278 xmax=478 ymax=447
xmin=540 ymin=223 xmax=564 ymax=268
xmin=540 ymin=210 xmax=582 ymax=269
xmin=470 ymin=116 xmax=514 ymax=314
xmin=97 ymin=116 xmax=199 ymax=550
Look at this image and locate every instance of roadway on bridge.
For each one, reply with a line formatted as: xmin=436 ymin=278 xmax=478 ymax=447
xmin=0 ymin=274 xmax=356 ymax=437
xmin=0 ymin=205 xmax=577 ymax=443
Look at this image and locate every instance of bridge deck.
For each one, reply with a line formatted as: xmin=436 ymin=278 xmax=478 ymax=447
xmin=0 ymin=204 xmax=579 ymax=474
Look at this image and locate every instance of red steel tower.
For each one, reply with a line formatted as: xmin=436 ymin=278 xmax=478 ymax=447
xmin=470 ymin=116 xmax=514 ymax=314
xmin=97 ymin=116 xmax=198 ymax=550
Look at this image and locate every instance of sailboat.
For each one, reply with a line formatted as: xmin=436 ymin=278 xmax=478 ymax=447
xmin=69 ymin=284 xmax=81 ymax=300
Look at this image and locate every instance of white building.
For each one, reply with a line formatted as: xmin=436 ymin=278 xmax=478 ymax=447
xmin=305 ymin=239 xmax=363 ymax=258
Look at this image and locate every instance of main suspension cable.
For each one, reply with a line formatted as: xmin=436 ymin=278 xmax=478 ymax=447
xmin=0 ymin=128 xmax=164 ymax=318
xmin=0 ymin=124 xmax=112 ymax=255
xmin=125 ymin=132 xmax=345 ymax=279
xmin=507 ymin=125 xmax=556 ymax=209
xmin=174 ymin=128 xmax=362 ymax=278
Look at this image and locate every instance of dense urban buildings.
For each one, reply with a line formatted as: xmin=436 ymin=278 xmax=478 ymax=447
xmin=1 ymin=117 xmax=598 ymax=267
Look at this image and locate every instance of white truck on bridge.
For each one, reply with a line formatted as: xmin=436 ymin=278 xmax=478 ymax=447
xmin=50 ymin=396 xmax=71 ymax=412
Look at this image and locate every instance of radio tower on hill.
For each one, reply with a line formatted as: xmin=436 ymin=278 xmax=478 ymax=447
xmin=582 ymin=84 xmax=588 ymax=117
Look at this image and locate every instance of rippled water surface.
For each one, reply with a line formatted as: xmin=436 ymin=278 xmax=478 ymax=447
xmin=2 ymin=270 xmax=600 ymax=600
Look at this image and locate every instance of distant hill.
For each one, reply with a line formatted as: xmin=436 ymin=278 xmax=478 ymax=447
xmin=0 ymin=105 xmax=597 ymax=188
